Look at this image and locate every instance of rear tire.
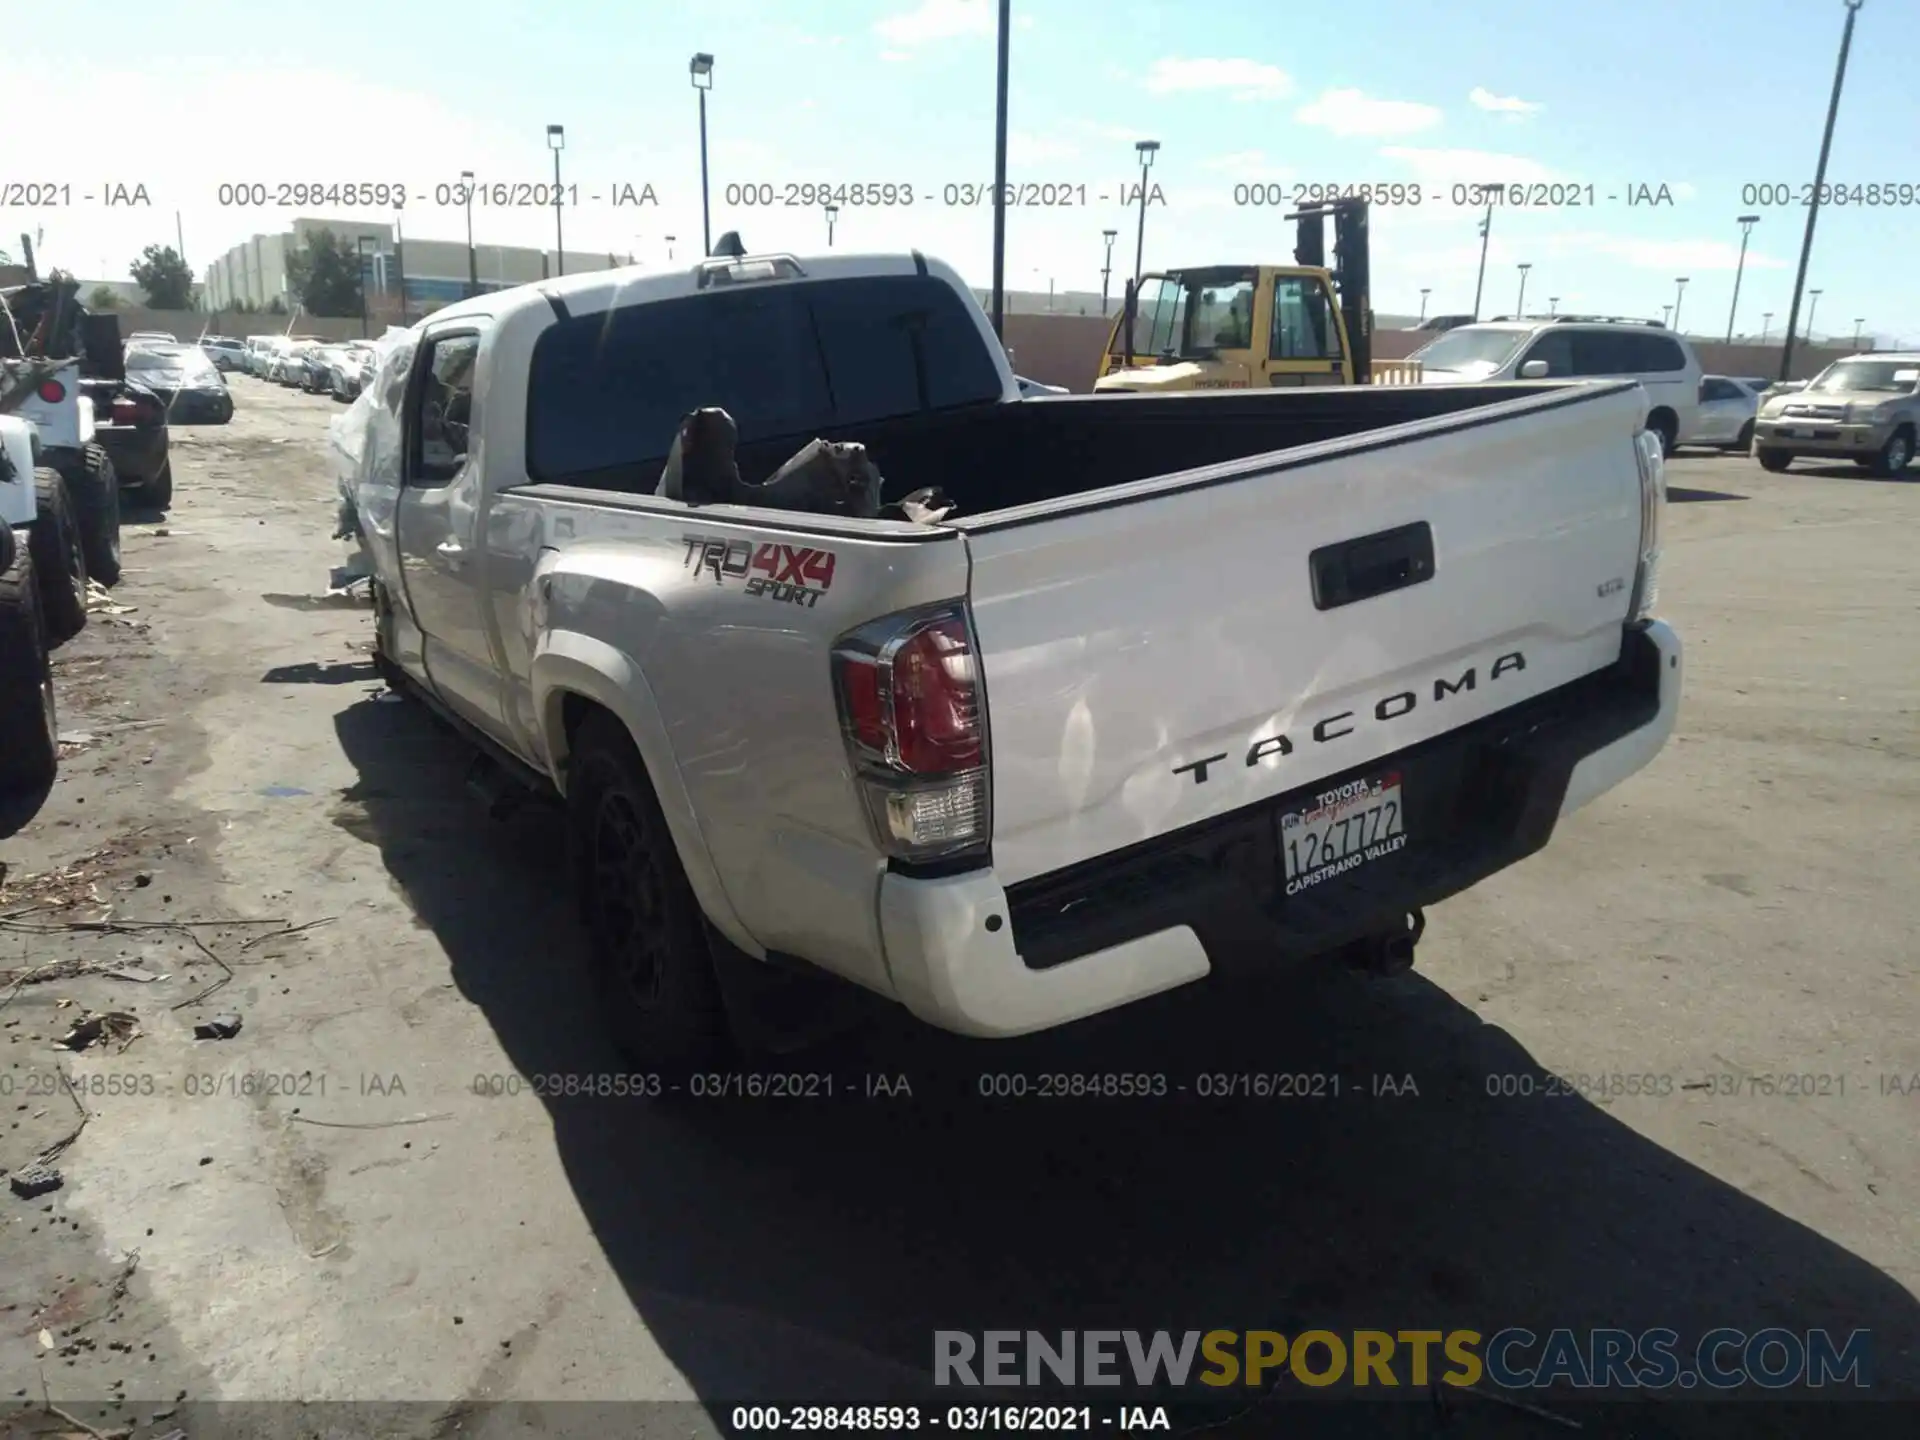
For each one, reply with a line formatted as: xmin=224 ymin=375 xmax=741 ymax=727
xmin=1729 ymin=420 xmax=1754 ymax=454
xmin=28 ymin=468 xmax=88 ymax=646
xmin=142 ymin=457 xmax=174 ymax=512
xmin=63 ymin=444 xmax=122 ymax=587
xmin=566 ymin=712 xmax=732 ymax=1077
xmin=1871 ymin=427 xmax=1913 ymax=478
xmin=1756 ymin=448 xmax=1793 ymax=473
xmin=1647 ymin=412 xmax=1677 ymax=458
xmin=0 ymin=544 xmax=59 ymax=800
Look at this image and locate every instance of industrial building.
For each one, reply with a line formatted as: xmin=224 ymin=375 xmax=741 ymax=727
xmin=201 ymin=216 xmax=622 ymax=316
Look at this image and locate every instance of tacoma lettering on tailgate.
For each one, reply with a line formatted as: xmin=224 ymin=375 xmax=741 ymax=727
xmin=682 ymin=536 xmax=838 ymax=609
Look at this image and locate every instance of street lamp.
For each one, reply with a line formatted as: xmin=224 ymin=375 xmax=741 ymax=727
xmin=990 ymin=0 xmax=1010 ymax=339
xmin=1131 ymin=139 xmax=1159 ymax=291
xmin=1806 ymin=288 xmax=1823 ymax=340
xmin=1471 ymin=198 xmax=1493 ymax=320
xmin=1515 ymin=261 xmax=1531 ymax=315
xmin=1672 ymin=276 xmax=1689 ymax=333
xmin=1853 ymin=317 xmax=1866 ymax=349
xmin=356 ymin=235 xmax=375 ymax=338
xmin=1781 ymin=0 xmax=1867 ymax=383
xmin=461 ymin=169 xmax=477 ymax=299
xmin=1548 ymin=296 xmax=1559 ymax=316
xmin=824 ymin=202 xmax=839 ymax=248
xmin=1725 ymin=214 xmax=1759 ymax=342
xmin=394 ymin=209 xmax=407 ymax=324
xmin=1761 ymin=311 xmax=1773 ymax=341
xmin=1100 ymin=229 xmax=1118 ymax=316
xmin=665 ymin=235 xmax=676 ymax=262
xmin=690 ymin=53 xmax=714 ymax=256
xmin=1662 ymin=304 xmax=1673 ymax=327
xmin=1418 ymin=287 xmax=1430 ymax=323
xmin=546 ymin=124 xmax=566 ymax=276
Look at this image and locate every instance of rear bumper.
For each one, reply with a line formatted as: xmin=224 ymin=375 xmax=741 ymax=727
xmin=94 ymin=424 xmax=170 ymax=486
xmin=878 ymin=620 xmax=1682 ymax=1038
xmin=1753 ymin=417 xmax=1892 ymax=455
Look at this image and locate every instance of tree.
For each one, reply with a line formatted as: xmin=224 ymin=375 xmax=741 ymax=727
xmin=87 ymin=285 xmax=122 ymax=309
xmin=284 ymin=229 xmax=364 ymax=317
xmin=130 ymin=244 xmax=193 ymax=309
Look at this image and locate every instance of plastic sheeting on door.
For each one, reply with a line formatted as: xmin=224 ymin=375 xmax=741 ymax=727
xmin=326 ymin=325 xmax=418 ymax=591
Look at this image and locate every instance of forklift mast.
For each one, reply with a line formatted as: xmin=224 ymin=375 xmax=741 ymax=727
xmin=1287 ymin=198 xmax=1372 ymax=381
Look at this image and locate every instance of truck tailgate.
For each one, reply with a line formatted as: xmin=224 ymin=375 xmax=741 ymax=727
xmin=957 ymin=382 xmax=1649 ymax=887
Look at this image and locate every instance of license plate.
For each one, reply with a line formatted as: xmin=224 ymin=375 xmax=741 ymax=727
xmin=1280 ymin=773 xmax=1406 ymax=896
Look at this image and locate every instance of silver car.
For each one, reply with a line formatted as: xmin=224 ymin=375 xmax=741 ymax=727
xmin=1692 ymin=375 xmax=1764 ymax=452
xmin=1752 ymin=353 xmax=1920 ymax=475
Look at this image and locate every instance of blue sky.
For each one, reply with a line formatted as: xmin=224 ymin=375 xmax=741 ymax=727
xmin=15 ymin=0 xmax=1920 ymax=341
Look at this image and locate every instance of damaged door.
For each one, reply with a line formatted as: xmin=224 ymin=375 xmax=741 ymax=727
xmin=394 ymin=325 xmax=505 ymax=735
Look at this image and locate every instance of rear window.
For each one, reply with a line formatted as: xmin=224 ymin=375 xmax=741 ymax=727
xmin=525 ymin=274 xmax=1005 ymax=483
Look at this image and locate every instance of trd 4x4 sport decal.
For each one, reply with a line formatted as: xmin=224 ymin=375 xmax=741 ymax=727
xmin=683 ymin=536 xmax=838 ymax=609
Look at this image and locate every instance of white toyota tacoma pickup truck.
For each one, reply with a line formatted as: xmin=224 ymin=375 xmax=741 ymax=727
xmin=346 ymin=248 xmax=1681 ymax=1067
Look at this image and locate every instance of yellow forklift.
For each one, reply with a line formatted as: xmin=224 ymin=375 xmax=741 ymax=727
xmin=1094 ymin=198 xmax=1417 ymax=391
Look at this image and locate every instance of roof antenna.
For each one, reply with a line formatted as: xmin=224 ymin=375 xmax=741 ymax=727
xmin=711 ymin=230 xmax=746 ymax=259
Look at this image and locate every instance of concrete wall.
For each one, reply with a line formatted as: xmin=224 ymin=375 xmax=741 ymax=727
xmin=997 ymin=313 xmax=1875 ymax=393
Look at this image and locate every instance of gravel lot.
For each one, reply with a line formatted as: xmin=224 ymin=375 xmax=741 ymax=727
xmin=1 ymin=380 xmax=1916 ymax=1439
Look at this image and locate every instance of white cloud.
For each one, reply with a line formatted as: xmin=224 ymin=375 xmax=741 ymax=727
xmin=874 ymin=0 xmax=993 ymax=46
xmin=1378 ymin=146 xmax=1559 ymax=186
xmin=1295 ymin=89 xmax=1442 ymax=138
xmin=1144 ymin=57 xmax=1292 ymax=101
xmin=879 ymin=49 xmax=912 ymax=62
xmin=1201 ymin=150 xmax=1292 ymax=183
xmin=1545 ymin=232 xmax=1788 ymax=272
xmin=1066 ymin=118 xmax=1158 ymax=145
xmin=1469 ymin=86 xmax=1542 ymax=115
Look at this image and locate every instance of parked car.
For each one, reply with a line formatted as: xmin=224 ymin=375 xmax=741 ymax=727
xmin=199 ymin=336 xmax=248 ymax=372
xmin=1411 ymin=315 xmax=1703 ymax=454
xmin=269 ymin=342 xmax=315 ymax=386
xmin=1690 ymin=375 xmax=1763 ymax=452
xmin=1413 ymin=314 xmax=1477 ymax=333
xmin=0 ymin=414 xmax=60 ymax=802
xmin=242 ymin=335 xmax=281 ymax=376
xmin=126 ymin=330 xmax=177 ymax=345
xmin=1752 ymin=353 xmax=1919 ymax=475
xmin=88 ymin=380 xmax=173 ymax=511
xmin=326 ymin=342 xmax=378 ymax=401
xmin=125 ymin=343 xmax=234 ymax=425
xmin=349 ymin=247 xmax=1680 ymax=1070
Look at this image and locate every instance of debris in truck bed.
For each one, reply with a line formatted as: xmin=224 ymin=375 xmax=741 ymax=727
xmin=657 ymin=406 xmax=741 ymax=505
xmin=657 ymin=407 xmax=888 ymax=518
xmin=55 ymin=1011 xmax=140 ymax=1052
xmin=192 ymin=1013 xmax=242 ymax=1040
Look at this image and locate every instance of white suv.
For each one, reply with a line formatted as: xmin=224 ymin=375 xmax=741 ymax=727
xmin=1411 ymin=316 xmax=1703 ymax=455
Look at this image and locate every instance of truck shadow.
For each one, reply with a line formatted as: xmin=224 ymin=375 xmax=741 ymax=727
xmin=331 ymin=693 xmax=1920 ymax=1433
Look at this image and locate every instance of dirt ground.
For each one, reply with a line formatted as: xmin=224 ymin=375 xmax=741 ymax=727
xmin=1 ymin=380 xmax=1916 ymax=1440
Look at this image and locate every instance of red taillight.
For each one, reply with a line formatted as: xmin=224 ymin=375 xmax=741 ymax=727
xmin=832 ymin=605 xmax=990 ymax=861
xmin=37 ymin=380 xmax=65 ymax=403
xmin=111 ymin=398 xmax=140 ymax=425
xmin=891 ymin=618 xmax=982 ymax=772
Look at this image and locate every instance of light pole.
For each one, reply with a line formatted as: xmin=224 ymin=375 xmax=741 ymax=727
xmin=824 ymin=202 xmax=839 ymax=248
xmin=665 ymin=235 xmax=676 ymax=262
xmin=1100 ymin=228 xmax=1118 ymax=316
xmin=1806 ymin=288 xmax=1823 ymax=340
xmin=690 ymin=53 xmax=714 ymax=256
xmin=1418 ymin=287 xmax=1430 ymax=323
xmin=546 ymin=124 xmax=566 ymax=276
xmin=1548 ymin=296 xmax=1559 ymax=316
xmin=461 ymin=168 xmax=477 ymax=299
xmin=1853 ymin=317 xmax=1866 ymax=349
xmin=1471 ymin=200 xmax=1492 ymax=320
xmin=394 ymin=209 xmax=407 ymax=324
xmin=1131 ymin=139 xmax=1159 ymax=291
xmin=1662 ymin=305 xmax=1673 ymax=327
xmin=1781 ymin=0 xmax=1866 ymax=383
xmin=356 ymin=236 xmax=374 ymax=337
xmin=990 ymin=0 xmax=1010 ymax=339
xmin=1515 ymin=262 xmax=1531 ymax=316
xmin=1672 ymin=276 xmax=1689 ymax=333
xmin=1761 ymin=311 xmax=1773 ymax=341
xmin=1725 ymin=214 xmax=1759 ymax=341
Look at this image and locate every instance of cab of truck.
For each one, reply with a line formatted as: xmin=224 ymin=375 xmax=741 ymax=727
xmin=1094 ymin=264 xmax=1355 ymax=390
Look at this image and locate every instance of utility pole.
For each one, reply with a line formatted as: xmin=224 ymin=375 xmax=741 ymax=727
xmin=1725 ymin=214 xmax=1759 ymax=342
xmin=1780 ymin=0 xmax=1865 ymax=383
xmin=1471 ymin=200 xmax=1492 ymax=320
xmin=990 ymin=0 xmax=1010 ymax=339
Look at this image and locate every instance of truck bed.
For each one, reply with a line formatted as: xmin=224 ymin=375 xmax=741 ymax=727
xmin=552 ymin=380 xmax=1579 ymax=518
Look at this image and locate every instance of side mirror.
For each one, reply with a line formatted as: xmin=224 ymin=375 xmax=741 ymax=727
xmin=1518 ymin=359 xmax=1550 ymax=379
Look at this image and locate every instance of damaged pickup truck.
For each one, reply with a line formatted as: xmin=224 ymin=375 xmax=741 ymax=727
xmin=346 ymin=247 xmax=1682 ymax=1068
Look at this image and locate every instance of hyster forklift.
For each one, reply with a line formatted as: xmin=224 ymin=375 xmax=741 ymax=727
xmin=1094 ymin=198 xmax=1418 ymax=391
